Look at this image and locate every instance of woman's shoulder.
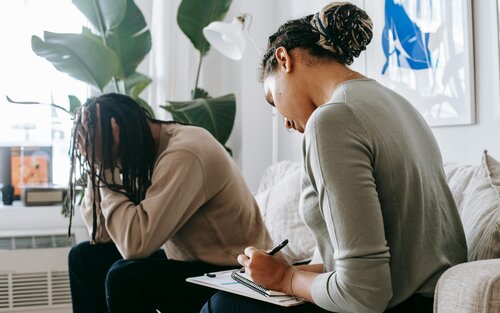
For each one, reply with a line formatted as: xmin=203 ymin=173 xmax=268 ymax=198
xmin=306 ymin=102 xmax=358 ymax=133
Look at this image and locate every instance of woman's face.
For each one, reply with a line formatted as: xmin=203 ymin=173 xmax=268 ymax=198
xmin=263 ymin=70 xmax=316 ymax=134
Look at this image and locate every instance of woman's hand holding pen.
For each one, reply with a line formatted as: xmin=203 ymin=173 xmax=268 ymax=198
xmin=238 ymin=239 xmax=320 ymax=302
xmin=237 ymin=246 xmax=295 ymax=295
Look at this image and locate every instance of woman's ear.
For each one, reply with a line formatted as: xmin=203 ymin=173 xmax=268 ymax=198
xmin=275 ymin=47 xmax=292 ymax=73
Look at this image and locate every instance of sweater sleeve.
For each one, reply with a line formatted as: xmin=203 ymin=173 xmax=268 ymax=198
xmin=80 ymin=179 xmax=112 ymax=243
xmin=304 ymin=103 xmax=392 ymax=313
xmin=99 ymin=149 xmax=207 ymax=259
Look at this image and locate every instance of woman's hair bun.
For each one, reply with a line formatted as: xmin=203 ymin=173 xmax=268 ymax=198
xmin=311 ymin=2 xmax=373 ymax=65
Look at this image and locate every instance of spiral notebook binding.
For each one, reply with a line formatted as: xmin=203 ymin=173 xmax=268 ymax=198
xmin=231 ymin=270 xmax=270 ymax=297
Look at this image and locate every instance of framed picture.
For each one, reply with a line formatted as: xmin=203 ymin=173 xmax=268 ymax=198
xmin=364 ymin=0 xmax=475 ymax=127
xmin=10 ymin=146 xmax=52 ymax=199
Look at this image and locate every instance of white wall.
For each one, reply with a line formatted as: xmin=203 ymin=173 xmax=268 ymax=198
xmin=430 ymin=0 xmax=500 ymax=164
xmin=202 ymin=1 xmax=279 ymax=191
xmin=203 ymin=0 xmax=500 ymax=191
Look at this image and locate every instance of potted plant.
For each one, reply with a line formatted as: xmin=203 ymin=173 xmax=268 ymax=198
xmin=15 ymin=0 xmax=154 ymax=116
xmin=10 ymin=0 xmax=236 ymax=153
xmin=162 ymin=0 xmax=236 ymax=153
xmin=7 ymin=0 xmax=237 ymax=217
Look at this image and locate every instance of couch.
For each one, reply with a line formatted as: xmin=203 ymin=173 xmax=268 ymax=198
xmin=254 ymin=151 xmax=500 ymax=313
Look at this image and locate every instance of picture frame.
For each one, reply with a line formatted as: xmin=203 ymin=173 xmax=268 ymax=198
xmin=7 ymin=146 xmax=53 ymax=200
xmin=364 ymin=0 xmax=475 ymax=127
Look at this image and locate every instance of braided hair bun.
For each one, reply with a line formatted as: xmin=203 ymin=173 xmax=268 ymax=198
xmin=311 ymin=2 xmax=373 ymax=65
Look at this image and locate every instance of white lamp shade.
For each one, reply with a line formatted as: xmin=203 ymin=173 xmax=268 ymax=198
xmin=203 ymin=20 xmax=246 ymax=60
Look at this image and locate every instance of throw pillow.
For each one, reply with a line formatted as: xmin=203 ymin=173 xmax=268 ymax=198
xmin=443 ymin=150 xmax=500 ymax=261
xmin=254 ymin=161 xmax=316 ymax=264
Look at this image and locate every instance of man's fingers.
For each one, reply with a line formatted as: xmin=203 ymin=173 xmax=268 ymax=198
xmin=76 ymin=124 xmax=86 ymax=151
xmin=111 ymin=117 xmax=120 ymax=144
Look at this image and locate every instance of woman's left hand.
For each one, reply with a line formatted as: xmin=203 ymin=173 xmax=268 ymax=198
xmin=237 ymin=246 xmax=292 ymax=293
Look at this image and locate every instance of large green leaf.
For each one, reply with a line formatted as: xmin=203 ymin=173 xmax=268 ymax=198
xmin=107 ymin=0 xmax=151 ymax=78
xmin=162 ymin=94 xmax=235 ymax=145
xmin=136 ymin=97 xmax=155 ymax=118
xmin=73 ymin=0 xmax=127 ymax=33
xmin=32 ymin=32 xmax=120 ymax=91
xmin=124 ymin=72 xmax=152 ymax=99
xmin=177 ymin=0 xmax=233 ymax=56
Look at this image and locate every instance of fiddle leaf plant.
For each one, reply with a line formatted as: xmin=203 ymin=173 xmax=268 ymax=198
xmin=11 ymin=0 xmax=154 ymax=218
xmin=163 ymin=0 xmax=236 ymax=152
xmin=27 ymin=0 xmax=153 ymax=115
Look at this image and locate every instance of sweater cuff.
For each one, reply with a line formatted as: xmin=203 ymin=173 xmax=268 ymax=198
xmin=311 ymin=272 xmax=338 ymax=311
xmin=99 ymin=168 xmax=125 ymax=216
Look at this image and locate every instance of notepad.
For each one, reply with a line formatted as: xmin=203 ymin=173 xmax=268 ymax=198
xmin=186 ymin=269 xmax=305 ymax=307
xmin=231 ymin=270 xmax=285 ymax=297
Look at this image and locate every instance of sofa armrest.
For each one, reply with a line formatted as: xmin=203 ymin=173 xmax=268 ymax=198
xmin=434 ymin=259 xmax=500 ymax=313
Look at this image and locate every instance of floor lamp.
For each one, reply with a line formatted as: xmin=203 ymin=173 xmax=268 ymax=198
xmin=203 ymin=14 xmax=279 ymax=163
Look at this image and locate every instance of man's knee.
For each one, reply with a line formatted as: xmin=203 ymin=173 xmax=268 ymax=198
xmin=105 ymin=259 xmax=136 ymax=292
xmin=68 ymin=241 xmax=93 ymax=269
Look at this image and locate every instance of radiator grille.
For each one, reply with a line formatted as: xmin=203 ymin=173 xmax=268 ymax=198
xmin=0 ymin=274 xmax=8 ymax=309
xmin=51 ymin=271 xmax=71 ymax=305
xmin=0 ymin=271 xmax=71 ymax=311
xmin=12 ymin=272 xmax=49 ymax=307
xmin=0 ymin=235 xmax=75 ymax=250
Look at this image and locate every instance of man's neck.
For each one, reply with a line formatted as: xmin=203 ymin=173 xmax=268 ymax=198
xmin=149 ymin=121 xmax=161 ymax=155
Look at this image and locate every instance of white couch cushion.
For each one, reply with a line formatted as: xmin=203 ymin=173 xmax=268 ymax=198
xmin=443 ymin=151 xmax=500 ymax=261
xmin=254 ymin=161 xmax=316 ymax=263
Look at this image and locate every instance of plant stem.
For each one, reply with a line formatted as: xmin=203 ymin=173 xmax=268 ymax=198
xmin=6 ymin=96 xmax=71 ymax=115
xmin=92 ymin=0 xmax=120 ymax=93
xmin=193 ymin=52 xmax=203 ymax=100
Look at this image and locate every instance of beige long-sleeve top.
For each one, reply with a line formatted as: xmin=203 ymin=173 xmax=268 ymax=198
xmin=301 ymin=78 xmax=467 ymax=313
xmin=81 ymin=123 xmax=273 ymax=265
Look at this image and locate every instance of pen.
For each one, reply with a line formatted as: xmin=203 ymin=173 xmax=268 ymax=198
xmin=267 ymin=239 xmax=289 ymax=256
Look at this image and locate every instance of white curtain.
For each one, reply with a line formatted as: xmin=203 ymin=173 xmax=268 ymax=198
xmin=136 ymin=0 xmax=199 ymax=119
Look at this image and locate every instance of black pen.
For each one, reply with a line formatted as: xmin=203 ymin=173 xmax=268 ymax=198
xmin=267 ymin=239 xmax=289 ymax=256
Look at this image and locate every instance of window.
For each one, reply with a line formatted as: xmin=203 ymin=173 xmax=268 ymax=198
xmin=0 ymin=0 xmax=88 ymax=185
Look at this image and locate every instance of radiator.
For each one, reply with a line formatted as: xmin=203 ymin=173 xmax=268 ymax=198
xmin=0 ymin=204 xmax=88 ymax=313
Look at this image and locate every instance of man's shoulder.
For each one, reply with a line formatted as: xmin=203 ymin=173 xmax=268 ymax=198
xmin=160 ymin=123 xmax=226 ymax=163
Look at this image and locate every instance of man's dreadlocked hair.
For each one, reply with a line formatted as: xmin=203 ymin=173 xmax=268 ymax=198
xmin=67 ymin=93 xmax=158 ymax=242
xmin=259 ymin=2 xmax=372 ymax=81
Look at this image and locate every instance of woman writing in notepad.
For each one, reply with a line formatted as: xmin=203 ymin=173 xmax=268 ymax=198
xmin=202 ymin=2 xmax=466 ymax=313
xmin=67 ymin=93 xmax=273 ymax=313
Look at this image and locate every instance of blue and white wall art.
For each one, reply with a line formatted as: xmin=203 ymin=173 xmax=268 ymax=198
xmin=365 ymin=0 xmax=475 ymax=126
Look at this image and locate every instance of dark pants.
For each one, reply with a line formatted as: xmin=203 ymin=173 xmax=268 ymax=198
xmin=68 ymin=241 xmax=235 ymax=313
xmin=201 ymin=291 xmax=433 ymax=313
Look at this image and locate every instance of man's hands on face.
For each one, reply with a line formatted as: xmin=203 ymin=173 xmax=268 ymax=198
xmin=76 ymin=104 xmax=120 ymax=169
